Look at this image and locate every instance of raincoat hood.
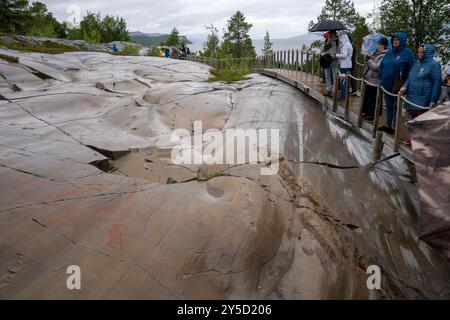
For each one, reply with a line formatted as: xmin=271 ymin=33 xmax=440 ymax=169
xmin=339 ymin=34 xmax=350 ymax=45
xmin=391 ymin=32 xmax=407 ymax=50
xmin=421 ymin=44 xmax=436 ymax=62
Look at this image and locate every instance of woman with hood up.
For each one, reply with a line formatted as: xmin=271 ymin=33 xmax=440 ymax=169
xmin=399 ymin=44 xmax=442 ymax=145
xmin=378 ymin=32 xmax=414 ymax=134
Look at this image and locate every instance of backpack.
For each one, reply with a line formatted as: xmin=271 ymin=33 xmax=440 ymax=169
xmin=320 ymin=54 xmax=333 ymax=68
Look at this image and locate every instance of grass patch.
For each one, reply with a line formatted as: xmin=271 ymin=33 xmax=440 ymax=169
xmin=113 ymin=44 xmax=141 ymax=56
xmin=0 ymin=53 xmax=19 ymax=63
xmin=147 ymin=46 xmax=161 ymax=57
xmin=0 ymin=39 xmax=78 ymax=54
xmin=208 ymin=69 xmax=250 ymax=83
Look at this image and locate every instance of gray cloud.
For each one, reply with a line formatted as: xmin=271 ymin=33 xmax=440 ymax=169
xmin=41 ymin=0 xmax=377 ymax=39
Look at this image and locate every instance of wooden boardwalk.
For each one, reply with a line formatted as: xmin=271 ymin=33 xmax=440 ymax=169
xmin=258 ymin=68 xmax=414 ymax=161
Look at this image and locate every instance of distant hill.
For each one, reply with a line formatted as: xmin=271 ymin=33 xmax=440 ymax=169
xmin=129 ymin=31 xmax=191 ymax=47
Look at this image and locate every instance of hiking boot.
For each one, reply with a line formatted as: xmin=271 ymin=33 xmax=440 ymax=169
xmin=385 ymin=127 xmax=395 ymax=135
xmin=378 ymin=126 xmax=395 ymax=134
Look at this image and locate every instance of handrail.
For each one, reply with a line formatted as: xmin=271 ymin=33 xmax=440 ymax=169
xmin=379 ymin=85 xmax=399 ymax=97
xmin=363 ymin=79 xmax=379 ymax=87
xmin=347 ymin=73 xmax=363 ymax=81
xmin=401 ymin=96 xmax=430 ymax=110
xmin=189 ymin=51 xmax=441 ymax=138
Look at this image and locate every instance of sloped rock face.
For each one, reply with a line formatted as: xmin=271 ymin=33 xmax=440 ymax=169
xmin=0 ymin=48 xmax=449 ymax=299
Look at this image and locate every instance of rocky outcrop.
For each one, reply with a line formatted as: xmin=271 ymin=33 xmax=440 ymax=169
xmin=0 ymin=47 xmax=449 ymax=299
xmin=0 ymin=35 xmax=112 ymax=53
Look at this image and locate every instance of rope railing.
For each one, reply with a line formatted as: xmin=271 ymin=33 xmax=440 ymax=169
xmin=335 ymin=69 xmax=436 ymax=151
xmin=189 ymin=51 xmax=444 ymax=153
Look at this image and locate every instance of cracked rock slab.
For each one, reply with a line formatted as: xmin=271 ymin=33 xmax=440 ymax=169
xmin=0 ymin=49 xmax=449 ymax=299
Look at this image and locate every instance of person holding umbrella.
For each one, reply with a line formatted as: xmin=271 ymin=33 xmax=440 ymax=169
xmin=310 ymin=20 xmax=346 ymax=96
xmin=320 ymin=31 xmax=339 ymax=96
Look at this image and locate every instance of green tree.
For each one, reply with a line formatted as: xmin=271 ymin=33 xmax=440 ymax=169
xmin=262 ymin=30 xmax=273 ymax=56
xmin=78 ymin=11 xmax=101 ymax=43
xmin=67 ymin=11 xmax=130 ymax=43
xmin=220 ymin=11 xmax=256 ymax=59
xmin=352 ymin=16 xmax=370 ymax=58
xmin=0 ymin=0 xmax=31 ymax=34
xmin=311 ymin=0 xmax=370 ymax=56
xmin=316 ymin=0 xmax=362 ymax=29
xmin=27 ymin=2 xmax=61 ymax=37
xmin=376 ymin=0 xmax=449 ymax=62
xmin=100 ymin=15 xmax=129 ymax=43
xmin=203 ymin=24 xmax=220 ymax=57
xmin=165 ymin=27 xmax=180 ymax=46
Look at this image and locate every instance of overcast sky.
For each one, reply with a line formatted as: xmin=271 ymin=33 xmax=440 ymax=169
xmin=40 ymin=0 xmax=378 ymax=39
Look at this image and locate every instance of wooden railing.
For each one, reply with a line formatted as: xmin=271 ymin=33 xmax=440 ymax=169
xmin=188 ymin=51 xmax=445 ymax=154
xmin=335 ymin=71 xmax=432 ymax=152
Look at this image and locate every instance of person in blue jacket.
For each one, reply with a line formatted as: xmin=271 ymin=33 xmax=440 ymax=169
xmin=378 ymin=32 xmax=414 ymax=134
xmin=399 ymin=44 xmax=442 ymax=145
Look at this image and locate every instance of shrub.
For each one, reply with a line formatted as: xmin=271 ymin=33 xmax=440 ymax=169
xmin=114 ymin=43 xmax=141 ymax=56
xmin=208 ymin=69 xmax=250 ymax=83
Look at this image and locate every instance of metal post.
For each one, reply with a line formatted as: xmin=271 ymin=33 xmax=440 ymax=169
xmin=300 ymin=50 xmax=304 ymax=73
xmin=296 ymin=49 xmax=299 ymax=71
xmin=357 ymin=80 xmax=366 ymax=127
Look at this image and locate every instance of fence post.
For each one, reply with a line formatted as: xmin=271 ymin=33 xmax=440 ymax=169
xmin=300 ymin=50 xmax=304 ymax=72
xmin=288 ymin=49 xmax=291 ymax=70
xmin=312 ymin=53 xmax=316 ymax=77
xmin=372 ymin=85 xmax=382 ymax=138
xmin=344 ymin=72 xmax=350 ymax=120
xmin=333 ymin=72 xmax=340 ymax=111
xmin=292 ymin=49 xmax=295 ymax=70
xmin=393 ymin=93 xmax=403 ymax=152
xmin=373 ymin=131 xmax=384 ymax=161
xmin=357 ymin=80 xmax=366 ymax=127
xmin=317 ymin=54 xmax=321 ymax=77
xmin=295 ymin=49 xmax=299 ymax=71
xmin=306 ymin=51 xmax=309 ymax=75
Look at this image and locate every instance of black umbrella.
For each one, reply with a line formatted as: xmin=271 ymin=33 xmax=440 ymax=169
xmin=310 ymin=20 xmax=346 ymax=32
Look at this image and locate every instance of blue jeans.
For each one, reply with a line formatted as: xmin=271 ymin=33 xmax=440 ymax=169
xmin=339 ymin=68 xmax=352 ymax=99
xmin=323 ymin=67 xmax=333 ymax=91
xmin=384 ymin=93 xmax=397 ymax=127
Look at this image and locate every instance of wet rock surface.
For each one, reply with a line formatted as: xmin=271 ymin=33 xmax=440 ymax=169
xmin=0 ymin=48 xmax=449 ymax=299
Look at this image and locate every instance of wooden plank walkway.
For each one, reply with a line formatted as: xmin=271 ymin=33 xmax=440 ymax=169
xmin=258 ymin=68 xmax=414 ymax=161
